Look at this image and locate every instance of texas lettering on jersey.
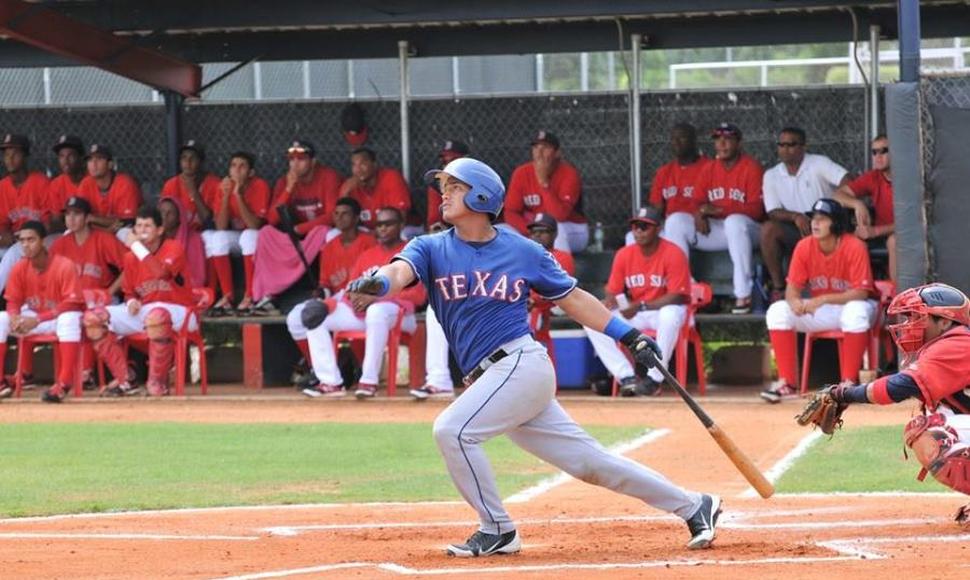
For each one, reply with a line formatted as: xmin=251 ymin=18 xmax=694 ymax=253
xmin=433 ymin=271 xmax=526 ymax=303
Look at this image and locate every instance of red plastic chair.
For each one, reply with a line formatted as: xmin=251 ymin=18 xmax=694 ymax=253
xmin=332 ymin=306 xmax=414 ymax=397
xmin=611 ymin=282 xmax=712 ymax=397
xmin=799 ymin=280 xmax=897 ymax=394
xmin=13 ymin=334 xmax=84 ymax=398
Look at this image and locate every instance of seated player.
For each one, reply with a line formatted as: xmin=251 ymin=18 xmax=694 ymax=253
xmin=338 ymin=147 xmax=411 ymax=229
xmin=160 ymin=140 xmax=220 ymax=229
xmin=83 ymin=207 xmax=195 ymax=397
xmin=761 ymin=198 xmax=876 ymax=403
xmin=158 ymin=197 xmax=206 ymax=288
xmin=0 ymin=134 xmax=51 ymax=293
xmin=47 ymin=135 xmax=87 ymax=231
xmin=525 ymin=213 xmax=576 ymax=339
xmin=0 ymin=221 xmax=83 ymax=403
xmin=585 ymin=206 xmax=690 ymax=397
xmin=76 ymin=143 xmax=143 ymax=241
xmin=296 ymin=207 xmax=426 ymax=399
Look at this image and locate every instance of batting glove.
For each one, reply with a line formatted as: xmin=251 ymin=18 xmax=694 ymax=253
xmin=619 ymin=330 xmax=662 ymax=369
xmin=346 ymin=274 xmax=390 ymax=297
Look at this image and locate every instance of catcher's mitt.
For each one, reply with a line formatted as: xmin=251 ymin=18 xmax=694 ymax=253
xmin=795 ymin=386 xmax=847 ymax=435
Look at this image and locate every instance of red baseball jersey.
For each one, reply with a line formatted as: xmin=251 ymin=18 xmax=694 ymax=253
xmin=77 ymin=172 xmax=143 ymax=220
xmin=0 ymin=172 xmax=51 ymax=230
xmin=209 ymin=177 xmax=272 ymax=231
xmin=161 ymin=173 xmax=222 ymax=226
xmin=903 ymin=325 xmax=970 ymax=413
xmin=847 ymin=169 xmax=894 ymax=226
xmin=319 ymin=231 xmax=377 ymax=293
xmin=269 ymin=165 xmax=343 ymax=234
xmin=5 ymin=254 xmax=83 ymax=320
xmin=530 ymin=248 xmax=576 ymax=311
xmin=426 ymin=186 xmax=443 ymax=229
xmin=786 ymin=233 xmax=874 ymax=298
xmin=47 ymin=174 xmax=83 ymax=215
xmin=648 ymin=157 xmax=712 ymax=216
xmin=50 ymin=229 xmax=127 ymax=290
xmin=605 ymin=239 xmax=690 ymax=303
xmin=505 ymin=160 xmax=584 ymax=233
xmin=121 ymin=239 xmax=194 ymax=306
xmin=349 ymin=241 xmax=426 ymax=311
xmin=698 ymin=154 xmax=765 ymax=221
xmin=345 ymin=168 xmax=412 ymax=228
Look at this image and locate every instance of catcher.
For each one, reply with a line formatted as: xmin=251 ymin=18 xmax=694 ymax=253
xmin=797 ymin=282 xmax=970 ymax=523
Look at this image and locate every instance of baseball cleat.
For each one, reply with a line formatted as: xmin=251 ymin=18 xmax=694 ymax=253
xmin=447 ymin=529 xmax=520 ymax=557
xmin=636 ymin=378 xmax=663 ymax=397
xmin=354 ymin=384 xmax=378 ymax=399
xmin=685 ymin=494 xmax=721 ymax=550
xmin=410 ymin=385 xmax=455 ymax=401
xmin=302 ymin=383 xmax=345 ymax=398
xmin=41 ymin=383 xmax=70 ymax=404
xmin=760 ymin=381 xmax=798 ymax=404
xmin=618 ymin=376 xmax=640 ymax=397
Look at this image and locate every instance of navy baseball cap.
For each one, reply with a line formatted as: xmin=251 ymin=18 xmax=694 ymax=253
xmin=806 ymin=198 xmax=845 ymax=220
xmin=440 ymin=140 xmax=470 ymax=158
xmin=85 ymin=143 xmax=113 ymax=160
xmin=0 ymin=134 xmax=30 ymax=154
xmin=630 ymin=206 xmax=663 ymax=226
xmin=531 ymin=130 xmax=560 ymax=149
xmin=179 ymin=139 xmax=206 ymax=160
xmin=64 ymin=195 xmax=92 ymax=215
xmin=711 ymin=123 xmax=742 ymax=140
xmin=287 ymin=140 xmax=315 ymax=157
xmin=526 ymin=213 xmax=558 ymax=231
xmin=52 ymin=134 xmax=84 ymax=154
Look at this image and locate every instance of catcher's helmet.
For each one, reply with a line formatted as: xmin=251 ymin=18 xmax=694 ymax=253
xmin=425 ymin=157 xmax=505 ymax=219
xmin=888 ymin=283 xmax=970 ymax=353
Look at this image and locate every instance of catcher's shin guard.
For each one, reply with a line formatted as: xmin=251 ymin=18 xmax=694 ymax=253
xmin=904 ymin=413 xmax=970 ymax=494
xmin=83 ymin=308 xmax=129 ymax=385
xmin=145 ymin=308 xmax=175 ymax=396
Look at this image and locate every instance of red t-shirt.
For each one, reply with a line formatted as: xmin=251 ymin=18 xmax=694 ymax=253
xmin=319 ymin=231 xmax=376 ymax=293
xmin=698 ymin=154 xmax=765 ymax=220
xmin=77 ymin=172 xmax=143 ymax=220
xmin=5 ymin=254 xmax=83 ymax=320
xmin=426 ymin=186 xmax=443 ymax=229
xmin=161 ymin=173 xmax=222 ymax=226
xmin=350 ymin=241 xmax=426 ymax=310
xmin=50 ymin=229 xmax=127 ymax=290
xmin=605 ymin=239 xmax=690 ymax=303
xmin=505 ymin=160 xmax=584 ymax=233
xmin=786 ymin=234 xmax=874 ymax=298
xmin=904 ymin=326 xmax=970 ymax=413
xmin=209 ymin=177 xmax=272 ymax=231
xmin=345 ymin=168 xmax=412 ymax=228
xmin=269 ymin=165 xmax=343 ymax=234
xmin=648 ymin=157 xmax=711 ymax=216
xmin=122 ymin=239 xmax=194 ymax=306
xmin=847 ymin=169 xmax=894 ymax=226
xmin=47 ymin=174 xmax=83 ymax=216
xmin=0 ymin=172 xmax=51 ymax=230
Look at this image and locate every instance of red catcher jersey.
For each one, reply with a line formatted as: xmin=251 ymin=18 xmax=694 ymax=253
xmin=0 ymin=172 xmax=51 ymax=230
xmin=605 ymin=239 xmax=690 ymax=303
xmin=207 ymin=177 xmax=272 ymax=231
xmin=319 ymin=231 xmax=376 ymax=292
xmin=904 ymin=326 xmax=970 ymax=413
xmin=505 ymin=160 xmax=585 ymax=233
xmin=269 ymin=165 xmax=343 ymax=233
xmin=345 ymin=168 xmax=412 ymax=228
xmin=121 ymin=239 xmax=194 ymax=306
xmin=77 ymin=172 xmax=143 ymax=220
xmin=648 ymin=157 xmax=712 ymax=216
xmin=5 ymin=254 xmax=82 ymax=318
xmin=350 ymin=241 xmax=426 ymax=310
xmin=786 ymin=233 xmax=874 ymax=298
xmin=698 ymin=154 xmax=765 ymax=220
xmin=161 ymin=173 xmax=222 ymax=226
xmin=47 ymin=174 xmax=83 ymax=215
xmin=847 ymin=169 xmax=895 ymax=226
xmin=50 ymin=229 xmax=127 ymax=290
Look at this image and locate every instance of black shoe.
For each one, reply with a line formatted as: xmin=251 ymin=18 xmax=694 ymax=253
xmin=249 ymin=296 xmax=280 ymax=316
xmin=296 ymin=374 xmax=320 ymax=391
xmin=447 ymin=529 xmax=521 ymax=558
xmin=619 ymin=376 xmax=640 ymax=397
xmin=41 ymin=384 xmax=69 ymax=403
xmin=685 ymin=494 xmax=722 ymax=550
xmin=291 ymin=357 xmax=312 ymax=386
xmin=636 ymin=377 xmax=662 ymax=397
xmin=102 ymin=382 xmax=144 ymax=398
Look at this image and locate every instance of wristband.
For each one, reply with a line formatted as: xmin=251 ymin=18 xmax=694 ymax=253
xmin=603 ymin=317 xmax=636 ymax=342
xmin=131 ymin=241 xmax=149 ymax=261
xmin=375 ymin=274 xmax=391 ymax=297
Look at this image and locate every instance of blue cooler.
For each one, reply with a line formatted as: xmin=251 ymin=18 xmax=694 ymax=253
xmin=550 ymin=330 xmax=607 ymax=389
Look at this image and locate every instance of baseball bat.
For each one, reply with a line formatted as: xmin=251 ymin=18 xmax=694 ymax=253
xmin=642 ymin=350 xmax=775 ymax=499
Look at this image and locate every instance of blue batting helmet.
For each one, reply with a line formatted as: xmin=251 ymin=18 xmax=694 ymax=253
xmin=425 ymin=157 xmax=505 ymax=219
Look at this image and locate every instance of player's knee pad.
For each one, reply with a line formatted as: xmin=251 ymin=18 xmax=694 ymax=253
xmin=904 ymin=414 xmax=970 ymax=494
xmin=83 ymin=308 xmax=111 ymax=341
xmin=300 ymin=299 xmax=330 ymax=331
xmin=144 ymin=308 xmax=174 ymax=341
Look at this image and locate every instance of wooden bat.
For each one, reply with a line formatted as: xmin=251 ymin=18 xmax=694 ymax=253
xmin=641 ymin=349 xmax=775 ymax=499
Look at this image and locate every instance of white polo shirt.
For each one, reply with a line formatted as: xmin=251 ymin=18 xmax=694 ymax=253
xmin=762 ymin=153 xmax=848 ymax=214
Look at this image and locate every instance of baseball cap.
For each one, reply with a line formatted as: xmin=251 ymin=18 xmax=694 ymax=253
xmin=440 ymin=140 xmax=470 ymax=158
xmin=64 ymin=195 xmax=92 ymax=215
xmin=85 ymin=143 xmax=113 ymax=160
xmin=805 ymin=197 xmax=845 ymax=220
xmin=179 ymin=139 xmax=206 ymax=160
xmin=0 ymin=134 xmax=30 ymax=154
xmin=711 ymin=122 xmax=742 ymax=140
xmin=52 ymin=134 xmax=84 ymax=154
xmin=340 ymin=103 xmax=368 ymax=147
xmin=629 ymin=206 xmax=663 ymax=226
xmin=526 ymin=213 xmax=558 ymax=231
xmin=287 ymin=139 xmax=316 ymax=158
xmin=531 ymin=130 xmax=560 ymax=149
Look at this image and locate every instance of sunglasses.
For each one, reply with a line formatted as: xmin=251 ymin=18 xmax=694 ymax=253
xmin=529 ymin=227 xmax=554 ymax=234
xmin=776 ymin=141 xmax=803 ymax=148
xmin=374 ymin=220 xmax=400 ymax=228
xmin=871 ymin=147 xmax=889 ymax=155
xmin=631 ymin=222 xmax=658 ymax=231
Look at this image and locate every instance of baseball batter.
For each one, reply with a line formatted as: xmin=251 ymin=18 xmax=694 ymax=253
xmin=346 ymin=158 xmax=720 ymax=557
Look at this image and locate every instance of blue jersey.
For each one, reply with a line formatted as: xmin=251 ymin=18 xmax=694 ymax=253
xmin=395 ymin=228 xmax=576 ymax=375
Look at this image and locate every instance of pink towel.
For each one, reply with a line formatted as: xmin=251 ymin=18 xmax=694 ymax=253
xmin=158 ymin=196 xmax=206 ymax=288
xmin=251 ymin=224 xmax=330 ymax=300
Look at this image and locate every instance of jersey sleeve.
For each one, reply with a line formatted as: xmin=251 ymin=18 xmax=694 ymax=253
xmin=647 ymin=165 xmax=668 ymax=208
xmin=761 ymin=167 xmax=782 ymax=213
xmin=665 ymin=245 xmax=691 ymax=296
xmin=532 ymin=245 xmax=577 ymax=300
xmin=248 ymin=178 xmax=272 ymax=220
xmin=605 ymin=247 xmax=629 ymax=296
xmin=541 ymin=163 xmax=581 ymax=222
xmin=847 ymin=171 xmax=876 ymax=198
xmin=553 ymin=250 xmax=576 ymax=276
xmin=383 ymin=169 xmax=412 ymax=214
xmin=160 ymin=177 xmax=178 ymax=199
xmin=740 ymin=158 xmax=765 ymax=220
xmin=502 ymin=165 xmax=529 ymax=233
xmin=845 ymin=237 xmax=874 ymax=293
xmin=103 ymin=232 xmax=128 ymax=270
xmin=115 ymin=176 xmax=143 ymax=220
xmin=4 ymin=263 xmax=25 ymax=314
xmin=46 ymin=261 xmax=83 ymax=319
xmin=785 ymin=239 xmax=810 ymax=289
xmin=393 ymin=235 xmax=431 ymax=285
xmin=819 ymin=156 xmax=848 ymax=187
xmin=903 ymin=333 xmax=970 ymax=409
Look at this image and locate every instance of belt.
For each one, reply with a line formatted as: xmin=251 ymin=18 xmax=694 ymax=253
xmin=462 ymin=349 xmax=510 ymax=388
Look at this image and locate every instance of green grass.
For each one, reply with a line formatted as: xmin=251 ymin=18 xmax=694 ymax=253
xmin=0 ymin=422 xmax=644 ymax=517
xmin=776 ymin=425 xmax=949 ymax=493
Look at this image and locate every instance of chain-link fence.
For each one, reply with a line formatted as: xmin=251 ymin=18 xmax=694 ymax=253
xmin=0 ymin=85 xmax=869 ymax=246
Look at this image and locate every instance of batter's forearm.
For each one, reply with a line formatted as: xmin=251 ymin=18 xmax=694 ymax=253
xmin=378 ymin=261 xmax=417 ymax=296
xmin=555 ymin=288 xmax=616 ymax=333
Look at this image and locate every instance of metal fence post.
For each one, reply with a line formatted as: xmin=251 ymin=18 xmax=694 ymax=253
xmin=629 ymin=34 xmax=643 ymax=213
xmin=869 ymin=25 xmax=881 ymax=143
xmin=398 ymin=40 xmax=411 ymax=182
xmin=163 ymin=91 xmax=183 ymax=178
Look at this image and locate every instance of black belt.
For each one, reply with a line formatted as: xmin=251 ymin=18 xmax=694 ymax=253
xmin=462 ymin=349 xmax=510 ymax=387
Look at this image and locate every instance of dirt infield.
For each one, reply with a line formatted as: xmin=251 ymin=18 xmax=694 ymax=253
xmin=1 ymin=397 xmax=967 ymax=579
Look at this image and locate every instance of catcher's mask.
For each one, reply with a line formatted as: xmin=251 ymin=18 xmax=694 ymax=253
xmin=888 ymin=283 xmax=970 ymax=359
